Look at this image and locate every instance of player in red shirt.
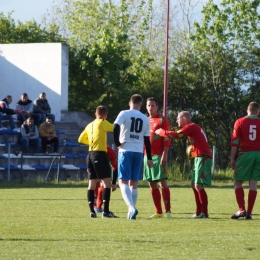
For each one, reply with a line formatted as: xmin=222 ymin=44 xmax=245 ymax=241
xmin=94 ymin=145 xmax=118 ymax=213
xmin=156 ymin=111 xmax=212 ymax=218
xmin=230 ymin=102 xmax=260 ymax=220
xmin=143 ymin=97 xmax=172 ymax=218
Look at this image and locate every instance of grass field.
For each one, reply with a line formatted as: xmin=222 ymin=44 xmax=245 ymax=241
xmin=1 ymin=181 xmax=260 ymax=259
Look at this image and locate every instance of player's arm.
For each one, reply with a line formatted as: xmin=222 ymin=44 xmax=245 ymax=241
xmin=78 ymin=129 xmax=89 ymax=145
xmin=113 ymin=124 xmax=121 ymax=147
xmin=144 ymin=136 xmax=153 ymax=168
xmin=230 ymin=120 xmax=240 ymax=170
xmin=160 ymin=146 xmax=169 ymax=166
xmin=155 ymin=128 xmax=180 ymax=140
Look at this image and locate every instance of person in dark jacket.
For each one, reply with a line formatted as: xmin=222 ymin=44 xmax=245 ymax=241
xmin=33 ymin=92 xmax=55 ymax=124
xmin=19 ymin=116 xmax=41 ymax=153
xmin=0 ymin=95 xmax=21 ymax=131
xmin=16 ymin=93 xmax=42 ymax=126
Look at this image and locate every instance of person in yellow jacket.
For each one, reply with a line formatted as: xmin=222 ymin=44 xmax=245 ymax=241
xmin=39 ymin=116 xmax=58 ymax=153
xmin=78 ymin=105 xmax=118 ymax=219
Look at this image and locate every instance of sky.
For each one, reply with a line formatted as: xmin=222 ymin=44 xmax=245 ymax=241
xmin=1 ymin=0 xmax=221 ymax=25
xmin=1 ymin=0 xmax=56 ymax=24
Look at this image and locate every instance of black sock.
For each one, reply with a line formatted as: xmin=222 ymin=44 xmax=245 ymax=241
xmin=103 ymin=188 xmax=111 ymax=213
xmin=87 ymin=189 xmax=95 ymax=213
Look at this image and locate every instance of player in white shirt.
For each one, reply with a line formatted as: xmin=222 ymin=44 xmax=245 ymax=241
xmin=114 ymin=94 xmax=153 ymax=220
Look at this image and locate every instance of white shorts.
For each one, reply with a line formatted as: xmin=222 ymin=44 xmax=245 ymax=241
xmin=118 ymin=151 xmax=143 ymax=181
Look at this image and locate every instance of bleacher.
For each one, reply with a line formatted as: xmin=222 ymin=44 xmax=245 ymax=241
xmin=0 ymin=112 xmax=91 ymax=182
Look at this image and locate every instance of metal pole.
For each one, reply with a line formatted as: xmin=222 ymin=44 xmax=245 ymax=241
xmin=163 ymin=0 xmax=170 ymax=118
xmin=7 ymin=143 xmax=11 ymax=182
xmin=212 ymin=146 xmax=216 ymax=179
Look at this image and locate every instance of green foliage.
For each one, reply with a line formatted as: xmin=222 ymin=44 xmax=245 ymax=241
xmin=2 ymin=0 xmax=260 ymax=169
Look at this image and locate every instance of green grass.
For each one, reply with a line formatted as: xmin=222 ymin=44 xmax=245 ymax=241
xmin=0 ymin=182 xmax=260 ymax=259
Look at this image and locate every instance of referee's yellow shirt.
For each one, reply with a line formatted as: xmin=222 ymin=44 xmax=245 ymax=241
xmin=78 ymin=119 xmax=113 ymax=152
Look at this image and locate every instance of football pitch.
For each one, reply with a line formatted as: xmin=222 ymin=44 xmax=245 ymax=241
xmin=0 ymin=182 xmax=260 ymax=259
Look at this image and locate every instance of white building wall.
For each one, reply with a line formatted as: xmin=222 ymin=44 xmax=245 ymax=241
xmin=0 ymin=43 xmax=69 ymax=121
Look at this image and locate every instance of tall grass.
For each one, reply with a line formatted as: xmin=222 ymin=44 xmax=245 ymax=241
xmin=166 ymin=161 xmax=234 ymax=183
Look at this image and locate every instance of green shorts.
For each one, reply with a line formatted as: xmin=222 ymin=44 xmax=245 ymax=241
xmin=234 ymin=151 xmax=260 ymax=181
xmin=143 ymin=155 xmax=167 ymax=181
xmin=191 ymin=156 xmax=212 ymax=185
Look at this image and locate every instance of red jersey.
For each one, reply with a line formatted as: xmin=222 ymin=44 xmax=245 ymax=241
xmin=145 ymin=114 xmax=171 ymax=155
xmin=231 ymin=116 xmax=260 ymax=152
xmin=106 ymin=145 xmax=117 ymax=170
xmin=158 ymin=123 xmax=212 ymax=158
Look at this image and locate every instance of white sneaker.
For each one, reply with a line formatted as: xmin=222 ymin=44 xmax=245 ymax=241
xmin=13 ymin=128 xmax=20 ymax=132
xmin=0 ymin=127 xmax=7 ymax=131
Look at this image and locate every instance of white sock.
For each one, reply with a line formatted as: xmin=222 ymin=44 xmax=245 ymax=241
xmin=131 ymin=188 xmax=138 ymax=207
xmin=120 ymin=183 xmax=134 ymax=209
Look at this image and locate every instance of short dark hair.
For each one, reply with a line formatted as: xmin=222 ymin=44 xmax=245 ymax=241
xmin=46 ymin=115 xmax=52 ymax=120
xmin=22 ymin=93 xmax=28 ymax=98
xmin=248 ymin=102 xmax=260 ymax=113
xmin=130 ymin=94 xmax=143 ymax=105
xmin=96 ymin=106 xmax=108 ymax=116
xmin=146 ymin=97 xmax=158 ymax=106
xmin=26 ymin=116 xmax=34 ymax=122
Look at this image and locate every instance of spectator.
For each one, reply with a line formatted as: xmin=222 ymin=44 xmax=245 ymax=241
xmin=39 ymin=116 xmax=59 ymax=153
xmin=0 ymin=95 xmax=21 ymax=131
xmin=33 ymin=92 xmax=55 ymax=124
xmin=16 ymin=93 xmax=42 ymax=126
xmin=18 ymin=117 xmax=41 ymax=154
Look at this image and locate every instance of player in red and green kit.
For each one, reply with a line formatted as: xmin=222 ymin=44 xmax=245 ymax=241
xmin=156 ymin=111 xmax=212 ymax=218
xmin=230 ymin=102 xmax=260 ymax=220
xmin=143 ymin=97 xmax=172 ymax=218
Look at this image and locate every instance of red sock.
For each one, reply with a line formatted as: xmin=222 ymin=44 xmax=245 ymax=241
xmin=162 ymin=187 xmax=171 ymax=213
xmin=96 ymin=185 xmax=104 ymax=209
xmin=247 ymin=190 xmax=257 ymax=215
xmin=235 ymin=187 xmax=245 ymax=211
xmin=192 ymin=188 xmax=201 ymax=215
xmin=151 ymin=188 xmax=162 ymax=214
xmin=94 ymin=182 xmax=100 ymax=207
xmin=197 ymin=189 xmax=208 ymax=217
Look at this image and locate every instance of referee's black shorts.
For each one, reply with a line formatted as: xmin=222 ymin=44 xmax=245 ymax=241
xmin=87 ymin=151 xmax=111 ymax=180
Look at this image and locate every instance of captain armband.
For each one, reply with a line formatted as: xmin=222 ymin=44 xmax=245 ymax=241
xmin=176 ymin=130 xmax=184 ymax=138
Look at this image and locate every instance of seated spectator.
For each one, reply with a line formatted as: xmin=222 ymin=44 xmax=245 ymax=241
xmin=16 ymin=93 xmax=42 ymax=126
xmin=33 ymin=92 xmax=55 ymax=124
xmin=39 ymin=116 xmax=59 ymax=153
xmin=18 ymin=117 xmax=41 ymax=153
xmin=0 ymin=95 xmax=21 ymax=131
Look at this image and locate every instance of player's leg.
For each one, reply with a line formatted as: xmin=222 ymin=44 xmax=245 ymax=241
xmin=118 ymin=151 xmax=135 ymax=214
xmin=87 ymin=153 xmax=98 ymax=218
xmin=196 ymin=183 xmax=208 ymax=218
xmin=127 ymin=152 xmax=143 ymax=219
xmin=94 ymin=181 xmax=100 ymax=210
xmin=247 ymin=180 xmax=257 ymax=219
xmin=144 ymin=155 xmax=166 ymax=218
xmin=93 ymin=152 xmax=118 ymax=218
xmin=88 ymin=179 xmax=98 ymax=218
xmin=246 ymin=152 xmax=260 ymax=219
xmin=191 ymin=183 xmax=201 ymax=217
xmin=96 ymin=182 xmax=104 ymax=212
xmin=159 ymin=179 xmax=171 ymax=218
xmin=149 ymin=181 xmax=163 ymax=216
xmin=193 ymin=156 xmax=212 ymax=218
xmin=232 ymin=152 xmax=253 ymax=219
